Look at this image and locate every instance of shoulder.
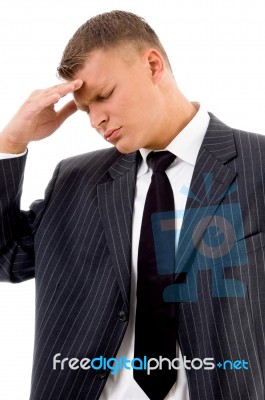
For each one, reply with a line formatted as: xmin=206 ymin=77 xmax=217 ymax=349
xmin=55 ymin=147 xmax=138 ymax=185
xmin=232 ymin=126 xmax=265 ymax=150
xmin=58 ymin=147 xmax=121 ymax=177
xmin=62 ymin=146 xmax=121 ymax=165
xmin=207 ymin=112 xmax=265 ymax=155
xmin=226 ymin=120 xmax=265 ymax=171
xmin=208 ymin=112 xmax=264 ymax=140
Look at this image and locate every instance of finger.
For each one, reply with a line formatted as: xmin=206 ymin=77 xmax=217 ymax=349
xmin=24 ymin=80 xmax=83 ymax=114
xmin=52 ymin=79 xmax=83 ymax=97
xmin=31 ymin=80 xmax=83 ymax=103
xmin=56 ymin=99 xmax=78 ymax=126
xmin=41 ymin=79 xmax=83 ymax=94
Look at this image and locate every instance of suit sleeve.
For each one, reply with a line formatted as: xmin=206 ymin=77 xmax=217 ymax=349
xmin=0 ymin=153 xmax=61 ymax=283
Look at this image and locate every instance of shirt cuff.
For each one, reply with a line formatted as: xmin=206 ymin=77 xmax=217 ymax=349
xmin=0 ymin=150 xmax=27 ymax=159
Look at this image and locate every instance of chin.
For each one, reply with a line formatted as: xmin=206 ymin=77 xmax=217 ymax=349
xmin=115 ymin=142 xmax=138 ymax=154
xmin=116 ymin=147 xmax=134 ymax=154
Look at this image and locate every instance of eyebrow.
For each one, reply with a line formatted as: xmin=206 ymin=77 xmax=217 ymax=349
xmin=75 ymin=95 xmax=96 ymax=113
xmin=74 ymin=83 xmax=111 ymax=112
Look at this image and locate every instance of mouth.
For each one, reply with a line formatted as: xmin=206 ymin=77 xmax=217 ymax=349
xmin=104 ymin=127 xmax=122 ymax=142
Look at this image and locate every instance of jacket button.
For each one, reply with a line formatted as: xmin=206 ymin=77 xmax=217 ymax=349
xmin=118 ymin=310 xmax=128 ymax=322
xmin=96 ymin=369 xmax=107 ymax=379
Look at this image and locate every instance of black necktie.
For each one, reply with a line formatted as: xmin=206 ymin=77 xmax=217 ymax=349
xmin=134 ymin=151 xmax=177 ymax=400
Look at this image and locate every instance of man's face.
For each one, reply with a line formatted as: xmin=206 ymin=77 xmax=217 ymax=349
xmin=73 ymin=47 xmax=165 ymax=153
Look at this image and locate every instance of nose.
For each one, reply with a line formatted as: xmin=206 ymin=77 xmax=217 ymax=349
xmin=89 ymin=104 xmax=108 ymax=130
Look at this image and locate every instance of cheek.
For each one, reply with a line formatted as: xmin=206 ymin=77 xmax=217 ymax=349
xmin=124 ymin=92 xmax=152 ymax=117
xmin=109 ymin=85 xmax=158 ymax=126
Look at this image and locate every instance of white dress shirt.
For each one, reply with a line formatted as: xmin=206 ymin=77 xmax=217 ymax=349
xmin=0 ymin=150 xmax=27 ymax=158
xmin=0 ymin=103 xmax=210 ymax=399
xmin=100 ymin=103 xmax=210 ymax=400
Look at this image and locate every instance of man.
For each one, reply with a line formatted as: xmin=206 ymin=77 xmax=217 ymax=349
xmin=0 ymin=10 xmax=264 ymax=400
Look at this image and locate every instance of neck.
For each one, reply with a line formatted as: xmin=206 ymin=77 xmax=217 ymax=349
xmin=153 ymin=94 xmax=198 ymax=150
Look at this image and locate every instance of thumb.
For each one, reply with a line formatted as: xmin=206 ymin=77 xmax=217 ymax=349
xmin=57 ymin=100 xmax=78 ymax=126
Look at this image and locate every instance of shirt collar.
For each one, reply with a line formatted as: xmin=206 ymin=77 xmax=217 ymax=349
xmin=138 ymin=102 xmax=210 ymax=177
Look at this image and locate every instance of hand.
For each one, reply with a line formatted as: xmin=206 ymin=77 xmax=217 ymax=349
xmin=0 ymin=79 xmax=83 ymax=153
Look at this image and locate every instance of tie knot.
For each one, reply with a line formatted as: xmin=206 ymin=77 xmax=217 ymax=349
xmin=147 ymin=151 xmax=176 ymax=172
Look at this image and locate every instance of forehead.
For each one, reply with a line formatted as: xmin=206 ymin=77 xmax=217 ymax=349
xmin=72 ymin=48 xmax=135 ymax=106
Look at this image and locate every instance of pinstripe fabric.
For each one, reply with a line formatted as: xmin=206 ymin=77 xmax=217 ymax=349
xmin=0 ymin=113 xmax=265 ymax=399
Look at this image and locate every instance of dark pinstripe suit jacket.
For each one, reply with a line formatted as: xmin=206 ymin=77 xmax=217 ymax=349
xmin=0 ymin=113 xmax=265 ymax=400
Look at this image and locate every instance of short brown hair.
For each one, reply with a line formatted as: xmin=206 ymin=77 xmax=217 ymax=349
xmin=57 ymin=10 xmax=171 ymax=80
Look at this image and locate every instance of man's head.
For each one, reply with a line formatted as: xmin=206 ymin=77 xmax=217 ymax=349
xmin=57 ymin=10 xmax=172 ymax=79
xmin=57 ymin=11 xmax=195 ymax=153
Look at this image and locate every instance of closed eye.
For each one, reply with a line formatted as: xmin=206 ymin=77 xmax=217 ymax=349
xmin=76 ymin=87 xmax=115 ymax=114
xmin=98 ymin=88 xmax=115 ymax=101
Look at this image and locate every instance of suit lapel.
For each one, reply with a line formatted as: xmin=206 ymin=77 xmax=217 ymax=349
xmin=176 ymin=113 xmax=238 ymax=273
xmin=97 ymin=151 xmax=139 ymax=308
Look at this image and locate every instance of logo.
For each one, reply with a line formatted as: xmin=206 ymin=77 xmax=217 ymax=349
xmin=151 ymin=174 xmax=248 ymax=301
xmin=52 ymin=354 xmax=249 ymax=375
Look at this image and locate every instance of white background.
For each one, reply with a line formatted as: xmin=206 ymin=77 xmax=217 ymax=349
xmin=0 ymin=0 xmax=265 ymax=398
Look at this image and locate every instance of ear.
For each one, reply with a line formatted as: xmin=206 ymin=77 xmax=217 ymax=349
xmin=144 ymin=49 xmax=166 ymax=84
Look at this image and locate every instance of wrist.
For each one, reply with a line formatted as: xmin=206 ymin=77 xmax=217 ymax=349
xmin=0 ymin=135 xmax=27 ymax=154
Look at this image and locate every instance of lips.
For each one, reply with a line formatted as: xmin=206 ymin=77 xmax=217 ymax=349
xmin=104 ymin=127 xmax=122 ymax=142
